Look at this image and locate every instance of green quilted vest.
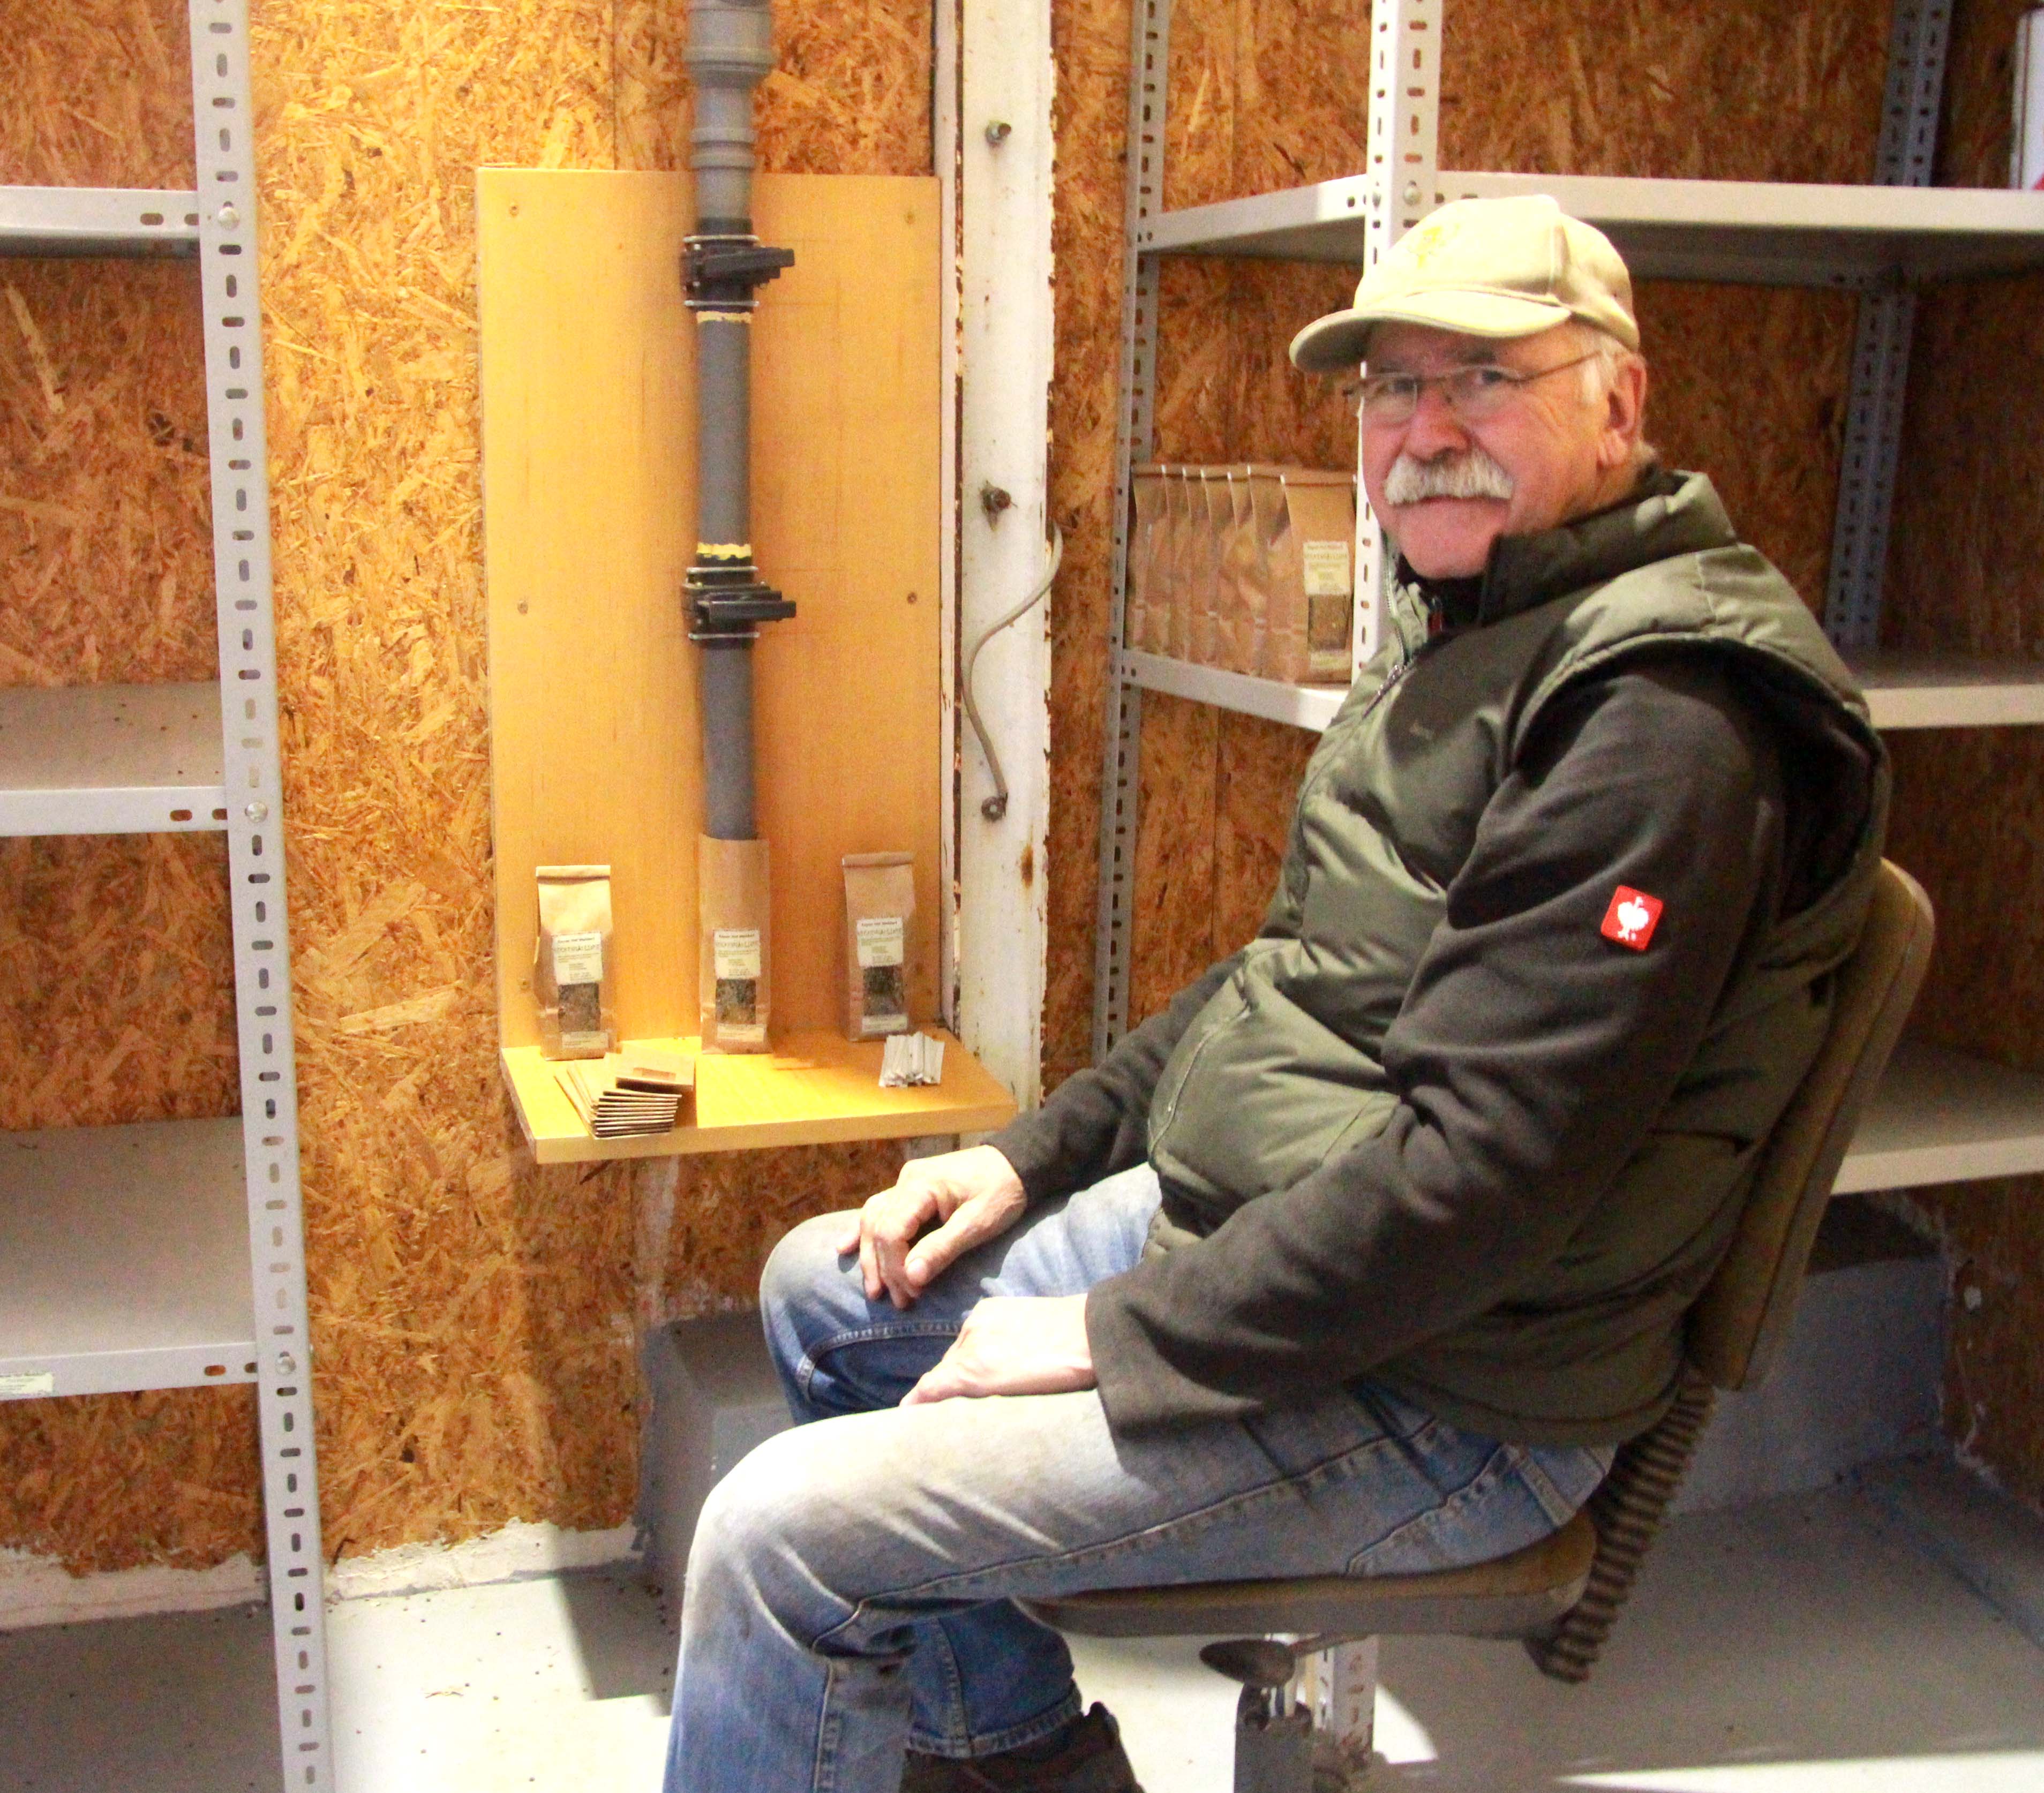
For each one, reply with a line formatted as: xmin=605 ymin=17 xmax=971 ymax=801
xmin=1145 ymin=471 xmax=1890 ymax=1443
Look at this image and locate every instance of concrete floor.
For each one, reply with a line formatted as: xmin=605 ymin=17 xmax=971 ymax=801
xmin=2 ymin=1483 xmax=2040 ymax=1793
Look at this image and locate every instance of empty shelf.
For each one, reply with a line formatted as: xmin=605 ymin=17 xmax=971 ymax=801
xmin=1847 ymin=650 xmax=2044 ymax=729
xmin=0 ymin=1119 xmax=256 ymax=1400
xmin=1123 ymin=650 xmax=1347 ymax=731
xmin=502 ymin=1029 xmax=1019 ymax=1164
xmin=1140 ymin=174 xmax=2044 ymax=288
xmin=1119 ymin=660 xmax=2044 ymax=1193
xmin=0 ymin=185 xmax=201 ymax=257
xmin=0 ymin=683 xmax=227 ymax=836
xmin=1127 ymin=649 xmax=2044 ymax=736
xmin=1837 ymin=1041 xmax=2044 ymax=1194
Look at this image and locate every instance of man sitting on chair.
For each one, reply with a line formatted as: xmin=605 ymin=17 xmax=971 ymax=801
xmin=661 ymin=195 xmax=1888 ymax=1793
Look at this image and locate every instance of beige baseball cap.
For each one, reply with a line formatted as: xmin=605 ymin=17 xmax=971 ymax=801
xmin=1289 ymin=194 xmax=1639 ymax=373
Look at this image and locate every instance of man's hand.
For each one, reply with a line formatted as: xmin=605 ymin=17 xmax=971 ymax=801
xmin=835 ymin=1145 xmax=1028 ymax=1308
xmin=901 ymin=1295 xmax=1094 ymax=1405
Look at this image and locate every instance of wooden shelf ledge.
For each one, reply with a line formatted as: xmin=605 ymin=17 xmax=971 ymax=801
xmin=502 ymin=1029 xmax=1018 ymax=1164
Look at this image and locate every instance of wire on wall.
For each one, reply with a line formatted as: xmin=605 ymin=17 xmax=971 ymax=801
xmin=963 ymin=523 xmax=1063 ymax=822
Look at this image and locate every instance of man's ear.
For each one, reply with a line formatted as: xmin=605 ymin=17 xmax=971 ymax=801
xmin=1598 ymin=355 xmax=1649 ymax=471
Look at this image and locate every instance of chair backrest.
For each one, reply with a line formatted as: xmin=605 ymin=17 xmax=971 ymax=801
xmin=1689 ymin=859 xmax=1934 ymax=1393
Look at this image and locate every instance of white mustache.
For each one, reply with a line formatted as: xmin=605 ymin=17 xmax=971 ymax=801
xmin=1383 ymin=448 xmax=1515 ymax=505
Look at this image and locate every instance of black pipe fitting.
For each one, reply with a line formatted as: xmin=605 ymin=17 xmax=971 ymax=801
xmin=688 ymin=587 xmax=799 ymax=636
xmin=683 ymin=235 xmax=796 ymax=309
xmin=687 ymin=564 xmax=797 ymax=638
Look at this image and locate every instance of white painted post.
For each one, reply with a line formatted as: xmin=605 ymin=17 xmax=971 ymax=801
xmin=951 ymin=0 xmax=1056 ymax=1112
xmin=935 ymin=0 xmax=962 ymax=1026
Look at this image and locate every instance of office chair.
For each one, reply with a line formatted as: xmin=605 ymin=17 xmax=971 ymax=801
xmin=1025 ymin=860 xmax=1935 ymax=1791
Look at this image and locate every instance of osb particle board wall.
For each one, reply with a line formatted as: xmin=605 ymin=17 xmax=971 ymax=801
xmin=1 ymin=0 xmax=929 ymax=1574
xmin=1042 ymin=0 xmax=2044 ymax=1512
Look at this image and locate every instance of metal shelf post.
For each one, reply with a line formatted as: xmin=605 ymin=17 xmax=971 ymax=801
xmin=184 ymin=0 xmax=334 ymax=1780
xmin=1825 ymin=0 xmax=1954 ymax=649
xmin=1352 ymin=0 xmax=1441 ymax=669
xmin=1091 ymin=0 xmax=1174 ymax=1060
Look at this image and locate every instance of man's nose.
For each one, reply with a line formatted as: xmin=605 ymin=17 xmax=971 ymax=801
xmin=1402 ymin=381 xmax=1471 ymax=457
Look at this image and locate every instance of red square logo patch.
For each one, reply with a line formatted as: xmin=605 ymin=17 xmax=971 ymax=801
xmin=1600 ymin=886 xmax=1663 ymax=951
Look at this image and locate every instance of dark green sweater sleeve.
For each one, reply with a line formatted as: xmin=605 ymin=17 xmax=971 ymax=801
xmin=986 ymin=954 xmax=1243 ymax=1203
xmin=1085 ymin=659 xmax=1791 ymax=1435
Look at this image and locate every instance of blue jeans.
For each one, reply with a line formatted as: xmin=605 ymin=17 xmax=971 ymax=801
xmin=662 ymin=1164 xmax=1611 ymax=1793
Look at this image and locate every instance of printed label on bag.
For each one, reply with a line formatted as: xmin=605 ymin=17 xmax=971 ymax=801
xmin=1 ymin=1373 xmax=56 ymax=1398
xmin=552 ymin=930 xmax=603 ymax=986
xmin=1301 ymin=538 xmax=1352 ymax=598
xmin=1306 ymin=592 xmax=1353 ymax=679
xmin=713 ymin=928 xmax=762 ymax=980
xmin=855 ymin=916 xmax=906 ymax=969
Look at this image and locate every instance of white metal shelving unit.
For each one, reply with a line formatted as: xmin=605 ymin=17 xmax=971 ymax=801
xmin=0 ymin=3 xmax=332 ymax=1788
xmin=1095 ymin=0 xmax=2044 ymax=1200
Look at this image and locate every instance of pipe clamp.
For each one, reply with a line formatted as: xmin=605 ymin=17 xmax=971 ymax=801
xmin=684 ymin=235 xmax=795 ymax=310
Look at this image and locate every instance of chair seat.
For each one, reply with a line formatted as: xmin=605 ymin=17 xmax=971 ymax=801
xmin=1020 ymin=1508 xmax=1596 ymax=1644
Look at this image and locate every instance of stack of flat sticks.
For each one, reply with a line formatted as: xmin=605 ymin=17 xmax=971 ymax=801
xmin=554 ymin=1049 xmax=693 ymax=1137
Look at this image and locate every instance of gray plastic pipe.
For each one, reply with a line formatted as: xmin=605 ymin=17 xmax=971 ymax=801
xmin=697 ymin=639 xmax=755 ymax=840
xmin=687 ymin=0 xmax=772 ymax=231
xmin=685 ymin=0 xmax=791 ymax=843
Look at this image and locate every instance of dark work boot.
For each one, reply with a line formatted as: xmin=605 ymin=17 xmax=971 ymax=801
xmin=899 ymin=1704 xmax=1146 ymax=1792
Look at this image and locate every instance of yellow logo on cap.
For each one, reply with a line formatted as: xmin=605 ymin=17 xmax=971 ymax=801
xmin=1403 ymin=212 xmax=1463 ymax=269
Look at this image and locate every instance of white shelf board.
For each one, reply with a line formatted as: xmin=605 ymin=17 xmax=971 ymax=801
xmin=1129 ymin=648 xmax=2044 ymax=737
xmin=0 ymin=683 xmax=227 ymax=836
xmin=0 ymin=1119 xmax=256 ymax=1399
xmin=1139 ymin=173 xmax=2044 ymax=287
xmin=1123 ymin=650 xmax=1347 ymax=731
xmin=0 ymin=185 xmax=200 ymax=258
xmin=1838 ymin=1040 xmax=2044 ymax=1194
xmin=1847 ymin=650 xmax=2044 ymax=729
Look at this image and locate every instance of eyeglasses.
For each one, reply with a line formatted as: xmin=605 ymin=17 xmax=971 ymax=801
xmin=1356 ymin=349 xmax=1603 ymax=424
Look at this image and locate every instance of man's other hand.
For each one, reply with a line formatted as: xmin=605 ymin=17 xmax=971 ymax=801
xmin=901 ymin=1294 xmax=1095 ymax=1405
xmin=834 ymin=1144 xmax=1027 ymax=1308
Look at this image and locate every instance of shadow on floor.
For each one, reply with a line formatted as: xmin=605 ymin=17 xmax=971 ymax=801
xmin=1082 ymin=1487 xmax=2044 ymax=1793
xmin=556 ymin=1566 xmax=677 ymax=1709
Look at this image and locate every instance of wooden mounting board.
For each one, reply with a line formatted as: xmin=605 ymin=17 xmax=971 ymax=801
xmin=479 ymin=169 xmax=993 ymax=1154
xmin=501 ymin=1030 xmax=1016 ymax=1164
xmin=481 ymin=168 xmax=942 ymax=1045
